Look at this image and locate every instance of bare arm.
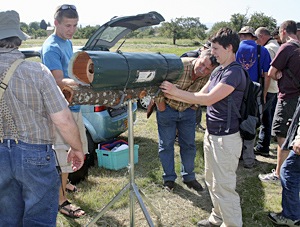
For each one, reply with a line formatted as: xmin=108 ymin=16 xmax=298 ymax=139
xmin=268 ymin=66 xmax=280 ymax=80
xmin=50 ymin=108 xmax=84 ymax=171
xmin=51 ymin=69 xmax=78 ymax=89
xmin=263 ymin=72 xmax=270 ymax=103
xmin=160 ymin=80 xmax=234 ymax=106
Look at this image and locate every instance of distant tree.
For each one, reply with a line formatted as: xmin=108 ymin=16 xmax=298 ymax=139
xmin=40 ymin=20 xmax=47 ymax=30
xmin=159 ymin=17 xmax=207 ymax=45
xmin=20 ymin=22 xmax=29 ymax=34
xmin=230 ymin=13 xmax=248 ymax=32
xmin=207 ymin=21 xmax=233 ymax=38
xmin=248 ymin=12 xmax=277 ymax=31
xmin=159 ymin=20 xmax=182 ymax=45
xmin=29 ymin=22 xmax=40 ymax=31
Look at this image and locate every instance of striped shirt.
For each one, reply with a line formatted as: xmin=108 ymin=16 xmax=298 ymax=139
xmin=0 ymin=49 xmax=68 ymax=144
xmin=155 ymin=57 xmax=209 ymax=112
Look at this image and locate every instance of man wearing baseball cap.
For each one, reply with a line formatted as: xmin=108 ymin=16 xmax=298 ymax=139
xmin=236 ymin=26 xmax=272 ymax=168
xmin=0 ymin=10 xmax=84 ymax=226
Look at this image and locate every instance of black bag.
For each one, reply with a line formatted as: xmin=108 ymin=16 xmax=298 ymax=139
xmin=229 ymin=65 xmax=263 ymax=140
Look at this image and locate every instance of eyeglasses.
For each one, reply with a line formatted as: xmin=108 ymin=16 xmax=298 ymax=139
xmin=56 ymin=4 xmax=77 ymax=13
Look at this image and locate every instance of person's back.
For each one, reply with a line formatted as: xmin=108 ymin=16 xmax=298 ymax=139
xmin=0 ymin=10 xmax=84 ymax=227
xmin=236 ymin=26 xmax=272 ymax=169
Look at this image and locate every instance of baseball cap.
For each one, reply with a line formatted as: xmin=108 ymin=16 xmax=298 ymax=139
xmin=0 ymin=10 xmax=29 ymax=41
xmin=238 ymin=26 xmax=257 ymax=38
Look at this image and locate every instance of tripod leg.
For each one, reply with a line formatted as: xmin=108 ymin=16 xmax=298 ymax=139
xmin=86 ymin=183 xmax=130 ymax=227
xmin=138 ymin=188 xmax=161 ymax=219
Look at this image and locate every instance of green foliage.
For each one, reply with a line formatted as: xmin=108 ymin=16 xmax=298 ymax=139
xmin=40 ymin=19 xmax=47 ymax=30
xmin=248 ymin=12 xmax=277 ymax=31
xmin=230 ymin=13 xmax=248 ymax=32
xmin=207 ymin=21 xmax=233 ymax=38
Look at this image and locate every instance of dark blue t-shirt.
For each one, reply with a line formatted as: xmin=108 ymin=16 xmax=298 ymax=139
xmin=206 ymin=62 xmax=246 ymax=136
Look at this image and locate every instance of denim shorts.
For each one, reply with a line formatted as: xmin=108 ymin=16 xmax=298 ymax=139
xmin=0 ymin=140 xmax=60 ymax=227
xmin=272 ymin=97 xmax=299 ymax=138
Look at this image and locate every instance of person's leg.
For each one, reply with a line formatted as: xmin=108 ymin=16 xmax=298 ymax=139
xmin=255 ymin=92 xmax=277 ymax=155
xmin=56 ymin=149 xmax=85 ymax=218
xmin=207 ymin=132 xmax=243 ymax=227
xmin=242 ymin=139 xmax=256 ymax=168
xmin=275 ymin=137 xmax=290 ymax=177
xmin=0 ymin=141 xmax=23 ymax=226
xmin=280 ymin=151 xmax=300 ymax=221
xmin=156 ymin=105 xmax=178 ymax=183
xmin=13 ymin=141 xmax=60 ymax=227
xmin=177 ymin=107 xmax=196 ymax=182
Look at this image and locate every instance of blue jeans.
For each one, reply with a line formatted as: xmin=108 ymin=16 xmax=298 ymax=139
xmin=255 ymin=92 xmax=277 ymax=153
xmin=280 ymin=151 xmax=300 ymax=221
xmin=156 ymin=104 xmax=196 ymax=182
xmin=0 ymin=140 xmax=60 ymax=227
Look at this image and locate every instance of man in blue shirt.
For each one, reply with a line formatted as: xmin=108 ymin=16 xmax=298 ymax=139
xmin=41 ymin=4 xmax=88 ymax=218
xmin=236 ymin=26 xmax=271 ymax=168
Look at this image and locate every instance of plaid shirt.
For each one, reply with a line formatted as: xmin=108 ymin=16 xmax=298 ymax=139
xmin=155 ymin=57 xmax=209 ymax=112
xmin=0 ymin=49 xmax=68 ymax=144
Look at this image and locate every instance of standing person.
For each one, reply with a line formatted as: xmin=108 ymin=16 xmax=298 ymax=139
xmin=0 ymin=10 xmax=84 ymax=226
xmin=236 ymin=26 xmax=271 ymax=168
xmin=268 ymin=101 xmax=300 ymax=226
xmin=41 ymin=4 xmax=88 ymax=218
xmin=180 ymin=41 xmax=212 ymax=132
xmin=154 ymin=49 xmax=219 ymax=192
xmin=160 ymin=27 xmax=245 ymax=227
xmin=258 ymin=20 xmax=300 ymax=183
xmin=254 ymin=27 xmax=280 ymax=157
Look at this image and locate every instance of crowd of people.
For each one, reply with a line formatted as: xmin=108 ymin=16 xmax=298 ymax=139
xmin=0 ymin=4 xmax=299 ymax=227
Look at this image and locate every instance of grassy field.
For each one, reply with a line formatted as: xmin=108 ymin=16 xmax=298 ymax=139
xmin=56 ymin=109 xmax=281 ymax=227
xmin=21 ymin=38 xmax=282 ymax=226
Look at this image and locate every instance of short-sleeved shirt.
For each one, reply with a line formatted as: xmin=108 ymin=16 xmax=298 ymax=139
xmin=206 ymin=62 xmax=246 ymax=136
xmin=155 ymin=57 xmax=209 ymax=112
xmin=271 ymin=40 xmax=300 ymax=100
xmin=236 ymin=40 xmax=271 ymax=82
xmin=41 ymin=34 xmax=80 ymax=112
xmin=0 ymin=50 xmax=69 ymax=144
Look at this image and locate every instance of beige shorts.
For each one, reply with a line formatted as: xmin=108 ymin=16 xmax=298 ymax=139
xmin=53 ymin=111 xmax=88 ymax=173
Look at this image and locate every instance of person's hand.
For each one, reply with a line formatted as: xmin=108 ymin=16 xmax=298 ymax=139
xmin=67 ymin=148 xmax=85 ymax=171
xmin=292 ymin=139 xmax=300 ymax=155
xmin=160 ymin=81 xmax=178 ymax=96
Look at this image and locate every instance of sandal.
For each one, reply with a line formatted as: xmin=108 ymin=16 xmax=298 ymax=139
xmin=59 ymin=200 xmax=85 ymax=218
xmin=66 ymin=182 xmax=79 ymax=193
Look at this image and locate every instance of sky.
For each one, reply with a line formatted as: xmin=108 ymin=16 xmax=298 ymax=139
xmin=1 ymin=0 xmax=299 ymax=28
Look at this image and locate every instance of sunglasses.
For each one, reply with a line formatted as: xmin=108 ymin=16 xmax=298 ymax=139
xmin=56 ymin=4 xmax=77 ymax=12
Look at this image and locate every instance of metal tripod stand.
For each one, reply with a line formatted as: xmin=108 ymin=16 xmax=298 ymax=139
xmin=86 ymin=100 xmax=161 ymax=227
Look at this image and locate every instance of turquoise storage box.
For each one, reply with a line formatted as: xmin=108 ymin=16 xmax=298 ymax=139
xmin=96 ymin=144 xmax=139 ymax=170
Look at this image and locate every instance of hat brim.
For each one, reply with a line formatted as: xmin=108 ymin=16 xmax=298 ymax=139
xmin=0 ymin=28 xmax=29 ymax=41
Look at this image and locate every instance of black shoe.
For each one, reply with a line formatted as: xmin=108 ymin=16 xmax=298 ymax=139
xmin=254 ymin=147 xmax=270 ymax=157
xmin=197 ymin=219 xmax=220 ymax=227
xmin=244 ymin=159 xmax=259 ymax=169
xmin=163 ymin=181 xmax=174 ymax=191
xmin=183 ymin=179 xmax=203 ymax=192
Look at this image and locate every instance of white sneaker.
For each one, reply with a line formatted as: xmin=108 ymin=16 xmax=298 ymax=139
xmin=258 ymin=169 xmax=280 ymax=183
xmin=268 ymin=212 xmax=300 ymax=227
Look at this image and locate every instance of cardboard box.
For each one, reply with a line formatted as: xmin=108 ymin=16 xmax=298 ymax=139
xmin=96 ymin=144 xmax=139 ymax=170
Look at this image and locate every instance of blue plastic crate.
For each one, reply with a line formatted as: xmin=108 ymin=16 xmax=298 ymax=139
xmin=96 ymin=144 xmax=139 ymax=170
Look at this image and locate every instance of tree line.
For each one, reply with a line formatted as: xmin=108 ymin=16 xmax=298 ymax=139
xmin=20 ymin=10 xmax=278 ymax=44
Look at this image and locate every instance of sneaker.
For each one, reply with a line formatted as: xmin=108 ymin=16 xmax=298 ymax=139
xmin=258 ymin=169 xmax=280 ymax=183
xmin=163 ymin=181 xmax=174 ymax=191
xmin=197 ymin=219 xmax=220 ymax=227
xmin=268 ymin=212 xmax=300 ymax=226
xmin=183 ymin=179 xmax=203 ymax=192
